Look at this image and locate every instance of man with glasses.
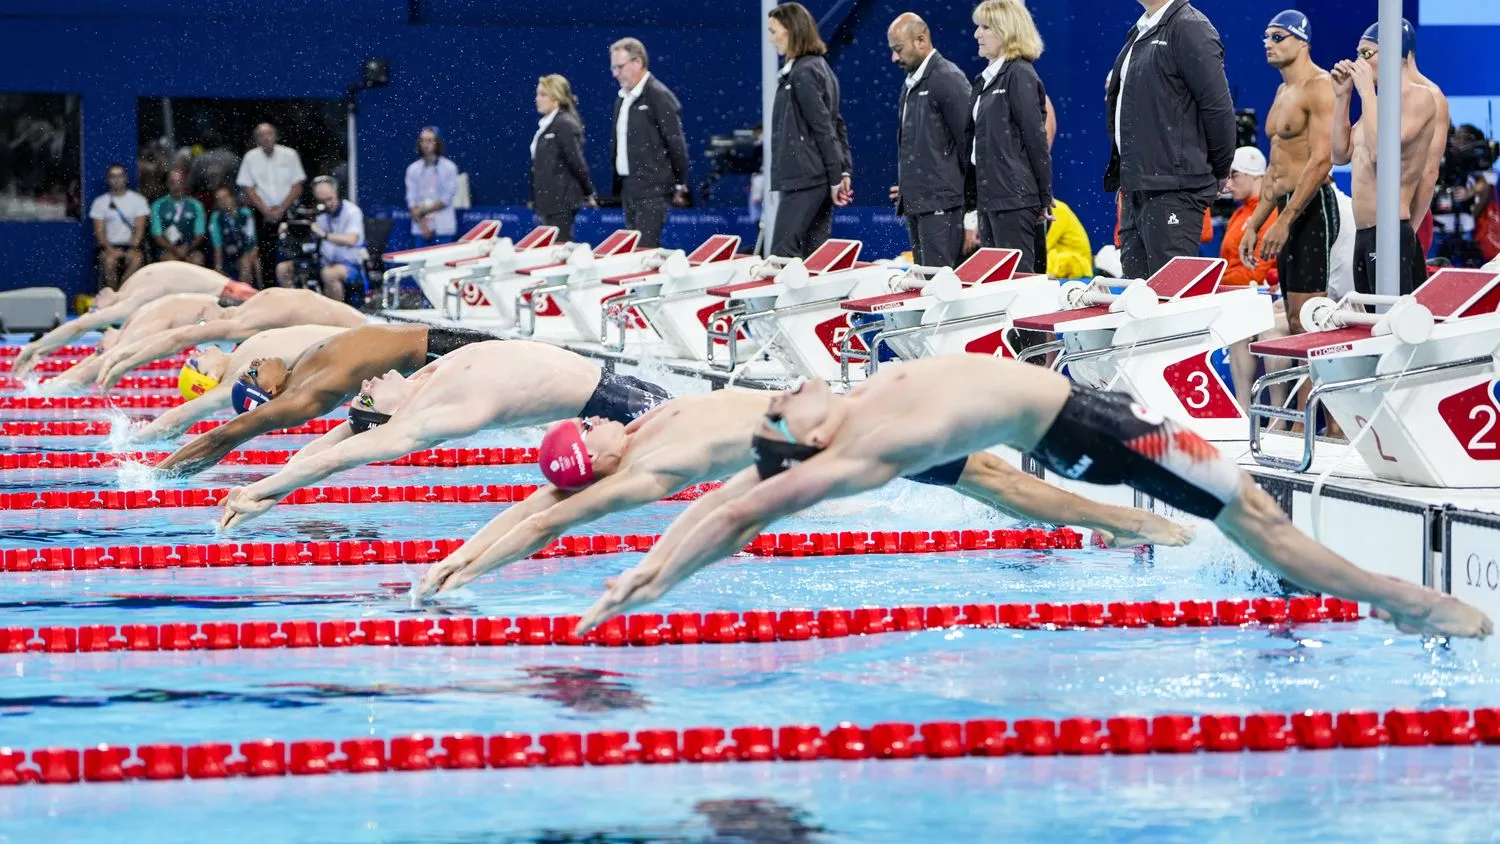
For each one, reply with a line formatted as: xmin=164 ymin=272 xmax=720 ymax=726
xmin=275 ymin=175 xmax=367 ymax=304
xmin=608 ymin=37 xmax=691 ymax=248
xmin=214 ymin=340 xmax=670 ymax=528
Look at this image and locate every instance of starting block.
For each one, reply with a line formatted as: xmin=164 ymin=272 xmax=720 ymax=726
xmin=1011 ymin=256 xmax=1272 ymax=440
xmin=1247 ymin=268 xmax=1500 ymax=485
xmin=380 ymin=220 xmax=503 ymax=311
xmin=598 ymin=235 xmax=757 ymax=355
xmin=514 ymin=230 xmax=664 ymax=341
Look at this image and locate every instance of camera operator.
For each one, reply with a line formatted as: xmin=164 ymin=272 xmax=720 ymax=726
xmin=1431 ymin=125 xmax=1497 ymax=265
xmin=274 ymin=175 xmax=366 ymax=304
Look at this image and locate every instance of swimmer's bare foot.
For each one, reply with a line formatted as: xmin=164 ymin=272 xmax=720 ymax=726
xmin=1097 ymin=515 xmax=1196 ymax=548
xmin=1371 ymin=596 xmax=1494 ymax=639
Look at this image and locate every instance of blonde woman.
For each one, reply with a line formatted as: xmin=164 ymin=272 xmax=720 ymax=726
xmin=529 ymin=74 xmax=595 ymax=243
xmin=969 ymin=0 xmax=1051 ymax=272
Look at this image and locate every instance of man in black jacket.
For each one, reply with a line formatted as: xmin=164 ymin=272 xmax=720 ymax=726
xmin=1104 ymin=0 xmax=1236 ymax=279
xmin=609 ymin=37 xmax=691 ymax=249
xmin=886 ymin=13 xmax=971 ymax=268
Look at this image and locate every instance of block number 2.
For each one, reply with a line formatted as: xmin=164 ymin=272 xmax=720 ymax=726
xmin=1470 ymin=405 xmax=1499 ymax=451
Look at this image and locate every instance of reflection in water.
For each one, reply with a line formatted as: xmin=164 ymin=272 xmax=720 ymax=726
xmin=483 ymin=798 xmax=825 ymax=843
xmin=0 ymin=591 xmax=386 ymax=611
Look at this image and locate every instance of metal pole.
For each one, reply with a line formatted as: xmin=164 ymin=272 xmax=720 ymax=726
xmin=761 ymin=0 xmax=778 ymax=257
xmin=346 ymin=98 xmax=359 ymax=205
xmin=1374 ymin=0 xmax=1403 ymax=298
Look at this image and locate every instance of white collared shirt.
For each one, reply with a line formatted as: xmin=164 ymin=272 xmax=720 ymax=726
xmin=971 ymin=58 xmax=1005 ymax=165
xmin=234 ymin=143 xmax=306 ymax=208
xmin=902 ymin=50 xmax=936 ymax=124
xmin=1114 ymin=1 xmax=1173 ymax=149
xmin=532 ymin=109 xmax=558 ymax=160
xmin=615 ymin=72 xmax=652 ymax=177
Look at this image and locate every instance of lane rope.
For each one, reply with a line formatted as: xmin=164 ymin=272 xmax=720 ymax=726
xmin=0 ymin=526 xmax=1084 ymax=572
xmin=5 ymin=702 xmax=1483 ymax=786
xmin=0 ymin=446 xmax=540 ymax=471
xmin=0 ymin=597 xmax=1358 ymax=655
xmin=0 ymin=417 xmax=345 ymax=438
xmin=0 ymin=357 xmax=187 ymax=375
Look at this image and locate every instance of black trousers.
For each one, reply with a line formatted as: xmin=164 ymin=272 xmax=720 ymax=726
xmin=254 ymin=211 xmax=280 ymax=289
xmin=620 ymin=184 xmax=668 ymax=248
xmin=978 ymin=207 xmax=1040 ymax=272
xmin=906 ymin=208 xmax=964 ymax=268
xmin=539 ymin=209 xmax=578 ymax=245
xmin=1118 ymin=187 xmax=1214 ymax=279
xmin=771 ymin=186 xmax=833 ymax=259
xmin=1352 ymin=223 xmax=1426 ymax=297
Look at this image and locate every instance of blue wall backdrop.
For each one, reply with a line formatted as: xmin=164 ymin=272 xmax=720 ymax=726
xmin=0 ymin=0 xmax=1483 ymax=297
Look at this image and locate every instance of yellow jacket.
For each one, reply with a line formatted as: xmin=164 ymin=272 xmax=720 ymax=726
xmin=1047 ymin=200 xmax=1093 ymax=279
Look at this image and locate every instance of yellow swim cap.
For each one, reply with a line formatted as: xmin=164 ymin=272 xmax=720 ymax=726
xmin=178 ymin=362 xmax=220 ymax=401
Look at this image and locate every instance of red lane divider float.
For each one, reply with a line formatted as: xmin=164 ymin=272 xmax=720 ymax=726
xmin=0 ymin=417 xmax=343 ymax=438
xmin=8 ymin=702 xmax=1481 ymax=786
xmin=0 ymin=480 xmax=725 ymax=511
xmin=0 ymin=375 xmax=181 ymax=391
xmin=0 ymin=597 xmax=1358 ymax=655
xmin=0 ymin=356 xmax=187 ymax=375
xmin=0 ymin=446 xmax=540 ymax=471
xmin=1 ymin=526 xmax=1082 ymax=573
xmin=0 ymin=345 xmax=98 ymax=358
xmin=0 ymin=395 xmax=184 ymax=410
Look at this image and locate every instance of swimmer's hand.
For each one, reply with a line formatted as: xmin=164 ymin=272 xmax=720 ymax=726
xmin=12 ymin=345 xmax=40 ymax=378
xmin=576 ymin=563 xmax=666 ymax=636
xmin=1096 ymin=515 xmax=1196 ymax=549
xmin=217 ymin=486 xmax=279 ymax=531
xmin=416 ymin=553 xmax=476 ymax=599
xmin=1370 ymin=595 xmax=1494 ymax=640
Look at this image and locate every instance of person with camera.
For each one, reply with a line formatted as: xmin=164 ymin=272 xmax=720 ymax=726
xmin=148 ymin=169 xmax=207 ymax=266
xmin=405 ymin=127 xmax=460 ymax=247
xmin=275 ymin=176 xmax=366 ymax=305
xmin=1432 ymin=125 xmax=1498 ymax=265
xmin=88 ymin=163 xmax=149 ymax=291
xmin=530 ymin=75 xmax=595 ymax=244
xmin=768 ymin=2 xmax=852 ymax=260
xmin=608 ymin=38 xmax=690 ymax=249
xmin=208 ymin=186 xmax=260 ymax=284
xmin=885 ymin=13 xmax=969 ymax=269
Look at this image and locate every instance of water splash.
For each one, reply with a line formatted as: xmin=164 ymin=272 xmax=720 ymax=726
xmin=114 ymin=460 xmax=162 ymax=491
xmin=101 ymin=409 xmax=147 ymax=451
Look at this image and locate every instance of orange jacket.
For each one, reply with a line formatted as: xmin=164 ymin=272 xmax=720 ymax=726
xmin=1220 ymin=198 xmax=1278 ymax=287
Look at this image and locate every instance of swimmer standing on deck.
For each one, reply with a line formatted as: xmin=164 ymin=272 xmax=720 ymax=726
xmin=577 ymin=355 xmax=1492 ymax=640
xmin=414 ymin=389 xmax=1191 ymax=597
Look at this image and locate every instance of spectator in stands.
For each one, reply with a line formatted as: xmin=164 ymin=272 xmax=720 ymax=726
xmin=768 ymin=2 xmax=852 ymax=259
xmin=149 ymin=169 xmax=207 ymax=266
xmin=136 ymin=142 xmax=169 ymax=201
xmin=405 ymin=127 xmax=460 ymax=247
xmin=208 ymin=186 xmax=259 ymax=284
xmin=275 ymin=176 xmax=365 ymax=305
xmin=89 ymin=163 xmax=149 ymax=290
xmin=609 ymin=37 xmax=691 ymax=249
xmin=190 ymin=130 xmax=240 ymax=196
xmin=1225 ymin=147 xmax=1278 ymax=287
xmin=237 ymin=123 xmax=306 ymax=286
xmin=1044 ymin=199 xmax=1092 ymax=278
xmin=969 ymin=0 xmax=1051 ymax=272
xmin=529 ymin=76 xmax=595 ymax=244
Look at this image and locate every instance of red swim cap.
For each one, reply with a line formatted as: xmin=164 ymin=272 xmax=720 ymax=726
xmin=539 ymin=420 xmax=595 ymax=490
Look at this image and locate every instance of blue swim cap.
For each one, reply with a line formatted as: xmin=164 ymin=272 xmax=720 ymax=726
xmin=1267 ymin=10 xmax=1310 ymax=42
xmin=231 ymin=377 xmax=272 ymax=414
xmin=1361 ymin=19 xmax=1414 ymax=58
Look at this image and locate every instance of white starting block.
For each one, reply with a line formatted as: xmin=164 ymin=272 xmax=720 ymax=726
xmin=437 ymin=226 xmax=569 ymax=325
xmin=512 ymin=230 xmax=659 ymax=340
xmin=380 ymin=220 xmax=503 ymax=311
xmin=1248 ymin=267 xmax=1500 ymax=485
xmin=598 ymin=234 xmax=756 ymax=355
xmin=1011 ymin=256 xmax=1272 ymax=441
xmin=699 ymin=239 xmax=914 ymax=381
xmin=835 ymin=248 xmax=1061 ymax=381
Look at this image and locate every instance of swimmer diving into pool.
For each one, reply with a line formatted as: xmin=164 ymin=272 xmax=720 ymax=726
xmin=214 ymin=340 xmax=670 ymax=528
xmin=127 ymin=324 xmax=351 ymax=442
xmin=414 ymin=390 xmax=1192 ymax=597
xmin=12 ymin=262 xmax=257 ymax=379
xmin=92 ymin=287 xmax=367 ymax=390
xmin=576 ymin=355 xmax=1493 ymax=640
xmin=33 ymin=292 xmax=230 ymax=393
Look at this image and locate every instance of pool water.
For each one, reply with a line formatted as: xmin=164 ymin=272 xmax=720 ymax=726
xmin=3 ymin=335 xmax=1500 ymax=843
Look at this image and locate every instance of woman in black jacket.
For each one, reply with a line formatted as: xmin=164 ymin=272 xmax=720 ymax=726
xmin=768 ymin=2 xmax=852 ymax=259
xmin=529 ymin=74 xmax=595 ymax=243
xmin=969 ymin=0 xmax=1051 ymax=272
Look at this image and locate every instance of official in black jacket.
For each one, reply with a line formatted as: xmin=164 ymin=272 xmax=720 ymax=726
xmin=1104 ymin=0 xmax=1236 ymax=278
xmin=529 ymin=75 xmax=595 ymax=244
xmin=968 ymin=0 xmax=1051 ymax=273
xmin=768 ymin=2 xmax=853 ymax=259
xmin=887 ymin=13 xmax=971 ymax=268
xmin=608 ymin=37 xmax=691 ymax=248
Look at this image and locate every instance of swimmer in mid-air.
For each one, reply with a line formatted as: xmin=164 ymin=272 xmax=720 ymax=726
xmin=415 ymin=390 xmax=1192 ymax=596
xmin=93 ymin=287 xmax=367 ymax=390
xmin=128 ymin=324 xmax=352 ymax=442
xmin=35 ymin=292 xmax=229 ymax=393
xmin=12 ymin=262 xmax=257 ymax=378
xmin=215 ymin=340 xmax=670 ymax=528
xmin=576 ymin=355 xmax=1493 ymax=640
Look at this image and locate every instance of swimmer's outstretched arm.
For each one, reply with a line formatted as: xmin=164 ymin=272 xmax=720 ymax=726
xmin=36 ymin=354 xmax=107 ymax=394
xmin=420 ymin=469 xmax=684 ymax=596
xmin=416 ymin=486 xmax=570 ymax=597
xmin=96 ymin=320 xmax=256 ymax=390
xmin=158 ymin=386 xmax=332 ymax=477
xmin=131 ymin=384 xmax=233 ymax=442
xmin=578 ymin=456 xmax=896 ymax=633
xmin=14 ymin=302 xmax=134 ymax=376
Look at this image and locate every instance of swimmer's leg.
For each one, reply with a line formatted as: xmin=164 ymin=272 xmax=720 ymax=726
xmin=941 ymin=453 xmax=1194 ymax=547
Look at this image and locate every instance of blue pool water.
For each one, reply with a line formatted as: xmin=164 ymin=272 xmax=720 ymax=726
xmin=3 ymin=336 xmax=1500 ymax=842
